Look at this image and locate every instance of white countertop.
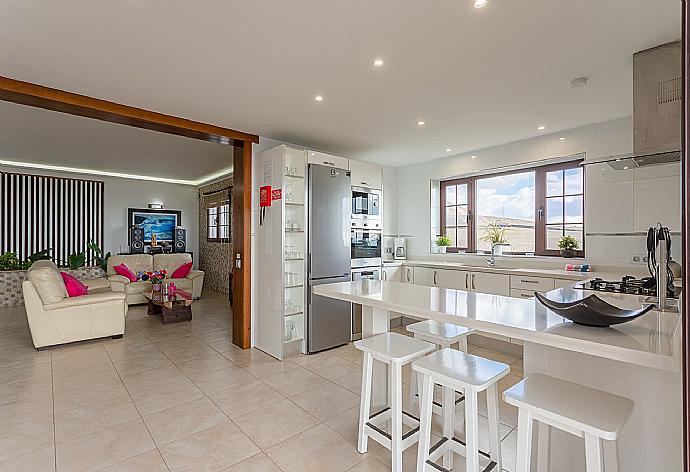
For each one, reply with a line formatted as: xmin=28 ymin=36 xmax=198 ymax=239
xmin=313 ymin=280 xmax=681 ymax=371
xmin=396 ymin=259 xmax=594 ymax=280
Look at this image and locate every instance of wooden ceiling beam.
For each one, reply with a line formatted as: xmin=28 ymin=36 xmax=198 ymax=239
xmin=0 ymin=76 xmax=259 ymax=146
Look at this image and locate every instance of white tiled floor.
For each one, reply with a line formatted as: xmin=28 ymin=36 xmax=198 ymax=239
xmin=0 ymin=291 xmax=522 ymax=472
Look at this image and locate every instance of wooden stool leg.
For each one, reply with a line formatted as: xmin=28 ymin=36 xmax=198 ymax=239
xmin=465 ymin=390 xmax=479 ymax=472
xmin=537 ymin=423 xmax=551 ymax=472
xmin=416 ymin=373 xmax=434 ymax=472
xmin=391 ymin=363 xmax=403 ymax=472
xmin=358 ymin=352 xmax=374 ymax=453
xmin=442 ymin=385 xmax=455 ymax=470
xmin=486 ymin=383 xmax=502 ymax=471
xmin=515 ymin=409 xmax=533 ymax=472
xmin=584 ymin=433 xmax=605 ymax=472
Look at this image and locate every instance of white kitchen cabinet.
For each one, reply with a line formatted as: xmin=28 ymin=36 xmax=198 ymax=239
xmin=307 ymin=150 xmax=349 ymax=170
xmin=439 ymin=269 xmax=470 ymax=290
xmin=349 ymin=159 xmax=383 ymax=189
xmin=510 ymin=288 xmax=537 ymax=299
xmin=510 ymin=275 xmax=554 ymax=292
xmin=469 ymin=271 xmax=511 ymax=296
xmin=402 ymin=266 xmax=414 ymax=284
xmin=413 ymin=266 xmax=438 ymax=286
xmin=382 ymin=265 xmax=402 ymax=282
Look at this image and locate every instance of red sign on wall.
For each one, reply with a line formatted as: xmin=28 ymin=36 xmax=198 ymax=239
xmin=271 ymin=189 xmax=282 ymax=201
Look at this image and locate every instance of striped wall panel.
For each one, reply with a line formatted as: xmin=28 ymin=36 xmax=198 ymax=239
xmin=0 ymin=172 xmax=104 ymax=266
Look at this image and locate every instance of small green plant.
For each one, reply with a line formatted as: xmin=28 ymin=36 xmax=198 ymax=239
xmin=479 ymin=220 xmax=511 ymax=245
xmin=557 ymin=235 xmax=579 ymax=251
xmin=435 ymin=235 xmax=452 ymax=247
xmin=0 ymin=252 xmax=21 ymax=271
xmin=21 ymin=249 xmax=52 ymax=270
xmin=68 ymin=252 xmax=86 ymax=270
xmin=87 ymin=241 xmax=111 ymax=272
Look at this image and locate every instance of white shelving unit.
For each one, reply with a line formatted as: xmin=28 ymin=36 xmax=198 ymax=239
xmin=256 ymin=145 xmax=307 ymax=359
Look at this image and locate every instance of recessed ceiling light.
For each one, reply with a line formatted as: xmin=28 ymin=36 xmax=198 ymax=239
xmin=615 ymin=158 xmax=621 ymax=162
xmin=559 ymin=137 xmax=566 ymax=141
xmin=571 ymin=77 xmax=589 ymax=88
xmin=471 ymin=155 xmax=477 ymax=159
xmin=417 ymin=121 xmax=426 ymax=127
xmin=538 ymin=125 xmax=547 ymax=131
xmin=445 ymin=148 xmax=453 ymax=152
xmin=373 ymin=58 xmax=384 ymax=67
xmin=314 ymin=95 xmax=324 ymax=102
xmin=623 ymin=166 xmax=629 ymax=170
xmin=474 ymin=0 xmax=488 ymax=8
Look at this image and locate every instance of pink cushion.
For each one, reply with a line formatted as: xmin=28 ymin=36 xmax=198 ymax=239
xmin=113 ymin=263 xmax=137 ymax=282
xmin=60 ymin=272 xmax=89 ymax=297
xmin=172 ymin=261 xmax=193 ymax=279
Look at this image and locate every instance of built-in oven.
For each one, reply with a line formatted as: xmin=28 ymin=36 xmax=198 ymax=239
xmin=351 ymin=187 xmax=382 ymax=221
xmin=351 ymin=222 xmax=382 ymax=268
xmin=350 ymin=266 xmax=381 ymax=340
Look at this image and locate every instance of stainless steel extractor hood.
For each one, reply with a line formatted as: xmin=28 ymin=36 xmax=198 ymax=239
xmin=587 ymin=41 xmax=682 ymax=169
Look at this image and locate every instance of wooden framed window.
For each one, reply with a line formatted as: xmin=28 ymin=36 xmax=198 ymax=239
xmin=439 ymin=159 xmax=584 ymax=256
xmin=207 ymin=203 xmax=230 ymax=243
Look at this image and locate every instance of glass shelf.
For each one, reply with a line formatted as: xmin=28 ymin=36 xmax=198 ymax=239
xmin=284 ymin=257 xmax=304 ymax=261
xmin=285 ymin=174 xmax=304 ymax=179
xmin=284 ymin=284 xmax=304 ymax=289
xmin=285 ymin=229 xmax=304 ymax=233
xmin=285 ymin=202 xmax=304 ymax=206
xmin=284 ymin=310 xmax=304 ymax=317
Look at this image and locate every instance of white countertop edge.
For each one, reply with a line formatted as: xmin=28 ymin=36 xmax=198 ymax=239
xmin=313 ymin=285 xmax=681 ymax=372
xmin=387 ymin=259 xmax=595 ymax=280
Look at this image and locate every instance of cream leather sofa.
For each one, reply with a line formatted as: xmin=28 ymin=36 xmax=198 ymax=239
xmin=22 ymin=260 xmax=127 ymax=349
xmin=107 ymin=253 xmax=204 ymax=305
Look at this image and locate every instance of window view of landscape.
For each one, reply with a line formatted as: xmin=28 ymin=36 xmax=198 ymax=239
xmin=475 ymin=171 xmax=536 ymax=253
xmin=545 ymin=167 xmax=584 ymax=250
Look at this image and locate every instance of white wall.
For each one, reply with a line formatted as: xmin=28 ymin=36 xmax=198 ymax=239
xmin=0 ymin=164 xmax=199 ymax=263
xmin=395 ymin=117 xmax=682 ymax=268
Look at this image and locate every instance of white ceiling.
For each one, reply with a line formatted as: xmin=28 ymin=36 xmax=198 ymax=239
xmin=0 ymin=0 xmax=681 ymax=169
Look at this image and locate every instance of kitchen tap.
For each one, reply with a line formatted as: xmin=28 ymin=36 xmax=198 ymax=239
xmin=484 ymin=243 xmax=500 ymax=267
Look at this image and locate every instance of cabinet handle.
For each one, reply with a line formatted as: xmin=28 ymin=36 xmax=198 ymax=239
xmin=383 ymin=271 xmax=387 ymax=281
xmin=407 ymin=268 xmax=411 ymax=282
xmin=471 ymin=273 xmax=476 ymax=290
xmin=323 ymin=161 xmax=335 ymax=167
xmin=521 ymin=279 xmax=539 ymax=284
xmin=433 ymin=270 xmax=437 ymax=285
xmin=465 ymin=273 xmax=469 ymax=290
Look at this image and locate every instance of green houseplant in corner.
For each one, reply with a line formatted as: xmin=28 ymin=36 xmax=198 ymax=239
xmin=87 ymin=241 xmax=111 ymax=272
xmin=68 ymin=252 xmax=86 ymax=270
xmin=435 ymin=235 xmax=452 ymax=254
xmin=557 ymin=235 xmax=579 ymax=258
xmin=0 ymin=252 xmax=21 ymax=271
xmin=21 ymin=249 xmax=52 ymax=270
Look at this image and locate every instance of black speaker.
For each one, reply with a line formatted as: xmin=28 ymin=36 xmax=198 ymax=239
xmin=129 ymin=226 xmax=145 ymax=253
xmin=173 ymin=228 xmax=186 ymax=253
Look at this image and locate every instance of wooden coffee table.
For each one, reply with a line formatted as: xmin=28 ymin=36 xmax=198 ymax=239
xmin=143 ymin=290 xmax=194 ymax=324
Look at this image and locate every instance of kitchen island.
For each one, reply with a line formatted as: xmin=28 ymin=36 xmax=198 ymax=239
xmin=313 ymin=279 xmax=682 ymax=472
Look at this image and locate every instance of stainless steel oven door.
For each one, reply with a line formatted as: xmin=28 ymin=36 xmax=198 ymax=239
xmin=351 ymin=267 xmax=381 ymax=339
xmin=351 ymin=229 xmax=382 ymax=268
xmin=351 ymin=187 xmax=382 ymax=220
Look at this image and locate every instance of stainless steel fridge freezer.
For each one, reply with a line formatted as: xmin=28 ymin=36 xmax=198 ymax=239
xmin=307 ymin=163 xmax=352 ymax=353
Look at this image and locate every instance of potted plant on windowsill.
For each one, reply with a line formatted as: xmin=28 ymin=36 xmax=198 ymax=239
xmin=435 ymin=235 xmax=452 ymax=254
xmin=557 ymin=235 xmax=579 ymax=258
xmin=479 ymin=220 xmax=511 ymax=255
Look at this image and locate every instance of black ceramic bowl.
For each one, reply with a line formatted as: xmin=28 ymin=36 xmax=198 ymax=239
xmin=534 ymin=292 xmax=655 ymax=328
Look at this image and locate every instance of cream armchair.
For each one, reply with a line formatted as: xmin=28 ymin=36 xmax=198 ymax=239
xmin=107 ymin=253 xmax=205 ymax=305
xmin=23 ymin=261 xmax=127 ymax=349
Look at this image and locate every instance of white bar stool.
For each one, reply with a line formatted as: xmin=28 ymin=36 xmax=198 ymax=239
xmin=406 ymin=320 xmax=475 ymax=415
xmin=414 ymin=348 xmax=509 ymax=472
xmin=503 ymin=374 xmax=634 ymax=472
xmin=355 ymin=332 xmax=436 ymax=472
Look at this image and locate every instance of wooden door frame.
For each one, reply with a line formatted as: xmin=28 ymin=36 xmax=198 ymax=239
xmin=0 ymin=76 xmax=258 ymax=349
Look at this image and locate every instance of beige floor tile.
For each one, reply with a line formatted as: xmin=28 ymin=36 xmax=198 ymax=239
xmin=0 ymin=416 xmax=54 ymax=462
xmin=0 ymin=393 xmax=54 ymax=428
xmin=338 ymin=348 xmax=364 ymax=365
xmin=55 ymin=394 xmax=140 ymax=443
xmin=162 ymin=343 xmax=219 ymax=363
xmin=500 ymin=427 xmax=517 ymax=472
xmin=210 ymin=380 xmax=284 ymax=419
xmin=0 ymin=375 xmax=53 ymax=405
xmin=56 ymin=419 xmax=155 ymax=472
xmin=371 ymin=432 xmax=442 ymax=472
xmin=186 ymin=366 xmax=255 ymax=396
xmin=302 ymin=355 xmax=362 ymax=382
xmin=324 ymin=406 xmax=381 ymax=454
xmin=193 ymin=329 xmax=231 ymax=344
xmin=159 ymin=420 xmax=259 ymax=472
xmin=509 ymin=359 xmax=524 ymax=378
xmin=175 ymin=353 xmax=234 ymax=376
xmin=289 ymin=382 xmax=360 ymax=421
xmin=262 ymin=366 xmax=328 ymax=397
xmin=121 ymin=364 xmax=189 ymax=393
xmin=0 ymin=446 xmax=55 ymax=472
xmin=222 ymin=453 xmax=281 ymax=472
xmin=286 ymin=348 xmax=339 ymax=367
xmin=206 ymin=338 xmax=239 ymax=354
xmin=130 ymin=379 xmax=205 ymax=416
xmin=143 ymin=397 xmax=227 ymax=445
xmin=265 ymin=423 xmax=364 ymax=472
xmin=51 ymin=346 xmax=112 ymax=374
xmin=0 ymin=362 xmax=52 ymax=385
xmin=240 ymin=357 xmax=300 ymax=379
xmin=99 ymin=449 xmax=168 ymax=472
xmin=220 ymin=346 xmax=274 ymax=364
xmin=471 ymin=348 xmax=520 ymax=366
xmin=53 ymin=375 xmax=129 ymax=413
xmin=113 ymin=352 xmax=173 ymax=376
xmin=234 ymin=399 xmax=320 ymax=449
xmin=347 ymin=457 xmax=391 ymax=472
xmin=332 ymin=371 xmax=364 ymax=395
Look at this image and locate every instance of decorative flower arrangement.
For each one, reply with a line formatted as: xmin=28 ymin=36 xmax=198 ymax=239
xmin=139 ymin=270 xmax=167 ymax=284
